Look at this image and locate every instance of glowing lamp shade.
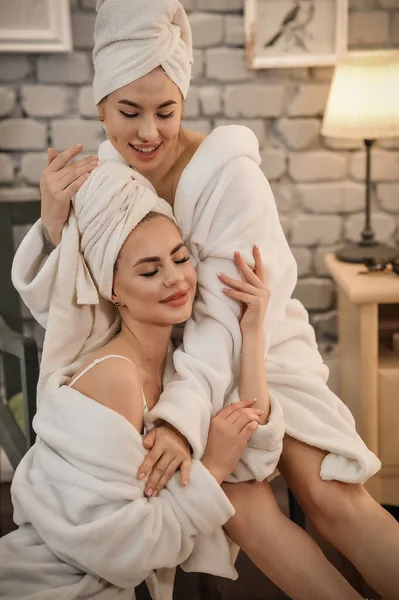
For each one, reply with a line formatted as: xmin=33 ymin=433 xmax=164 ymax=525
xmin=322 ymin=50 xmax=399 ymax=141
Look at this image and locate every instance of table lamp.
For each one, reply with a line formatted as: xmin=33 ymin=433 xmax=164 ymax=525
xmin=321 ymin=50 xmax=399 ymax=263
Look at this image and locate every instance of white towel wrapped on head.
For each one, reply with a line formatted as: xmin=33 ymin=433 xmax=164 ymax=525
xmin=94 ymin=0 xmax=193 ymax=103
xmin=36 ymin=160 xmax=175 ymax=404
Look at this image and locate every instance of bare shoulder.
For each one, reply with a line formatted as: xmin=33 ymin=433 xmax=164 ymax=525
xmin=71 ymin=357 xmax=144 ymax=433
xmin=183 ymin=128 xmax=207 ymax=152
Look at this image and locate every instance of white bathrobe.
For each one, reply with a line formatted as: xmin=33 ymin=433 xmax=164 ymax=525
xmin=12 ymin=125 xmax=381 ymax=484
xmin=0 ymin=364 xmax=237 ymax=600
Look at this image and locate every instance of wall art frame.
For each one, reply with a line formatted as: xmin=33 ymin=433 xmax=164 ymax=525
xmin=0 ymin=0 xmax=72 ymax=53
xmin=244 ymin=0 xmax=348 ymax=69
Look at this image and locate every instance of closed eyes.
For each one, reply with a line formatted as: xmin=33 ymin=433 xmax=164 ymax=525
xmin=119 ymin=111 xmax=174 ymax=120
xmin=140 ymin=256 xmax=190 ymax=278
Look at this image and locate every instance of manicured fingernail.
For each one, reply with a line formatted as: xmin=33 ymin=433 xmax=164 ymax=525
xmin=248 ymin=399 xmax=257 ymax=404
xmin=138 ymin=472 xmax=146 ymax=480
xmin=183 ymin=480 xmax=188 ymax=486
xmin=256 ymin=409 xmax=265 ymax=415
xmin=146 ymin=488 xmax=153 ymax=497
xmin=222 ymin=288 xmax=230 ymax=293
xmin=76 ymin=143 xmax=83 ymax=148
xmin=152 ymin=490 xmax=158 ymax=497
xmin=218 ymin=272 xmax=224 ymax=277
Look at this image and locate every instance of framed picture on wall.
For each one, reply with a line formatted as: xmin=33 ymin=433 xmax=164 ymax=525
xmin=0 ymin=0 xmax=72 ymax=53
xmin=244 ymin=0 xmax=348 ymax=68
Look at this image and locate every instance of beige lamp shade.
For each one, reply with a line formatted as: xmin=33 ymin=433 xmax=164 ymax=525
xmin=321 ymin=50 xmax=399 ymax=140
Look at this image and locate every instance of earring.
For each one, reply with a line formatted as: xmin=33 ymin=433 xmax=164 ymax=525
xmin=98 ymin=115 xmax=104 ymax=122
xmin=114 ymin=301 xmax=121 ymax=307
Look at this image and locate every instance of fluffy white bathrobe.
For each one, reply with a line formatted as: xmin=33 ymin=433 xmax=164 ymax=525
xmin=2 ymin=160 xmax=239 ymax=600
xmin=12 ymin=125 xmax=380 ymax=484
xmin=0 ymin=365 xmax=237 ymax=600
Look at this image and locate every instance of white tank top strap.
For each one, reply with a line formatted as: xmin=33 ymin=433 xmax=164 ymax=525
xmin=69 ymin=354 xmax=149 ymax=413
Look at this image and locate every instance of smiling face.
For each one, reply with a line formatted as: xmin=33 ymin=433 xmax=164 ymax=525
xmin=98 ymin=68 xmax=183 ymax=176
xmin=112 ymin=215 xmax=197 ymax=327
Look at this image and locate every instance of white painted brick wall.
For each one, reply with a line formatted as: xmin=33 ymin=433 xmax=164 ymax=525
xmin=297 ymin=182 xmax=365 ymax=213
xmin=198 ymin=87 xmax=222 ymax=115
xmin=350 ymin=150 xmax=399 ymax=181
xmin=51 ymin=119 xmax=104 ymax=151
xmin=260 ymin=148 xmax=286 ymax=180
xmin=0 ymin=87 xmax=16 ymax=117
xmin=0 ymin=153 xmax=14 ymax=182
xmin=392 ymin=13 xmax=399 ymax=44
xmin=225 ymin=15 xmax=245 ymax=46
xmin=293 ymin=279 xmax=334 ymax=311
xmin=78 ymin=86 xmax=97 ymax=117
xmin=184 ymin=88 xmax=200 ymax=118
xmin=21 ymin=85 xmax=70 ymax=117
xmin=206 ymin=48 xmax=255 ymax=81
xmin=287 ymin=84 xmax=330 ymax=117
xmin=271 ymin=182 xmax=294 ymax=213
xmin=291 ymin=215 xmax=342 ymax=245
xmin=197 ymin=0 xmax=242 ymax=11
xmin=20 ymin=153 xmax=48 ymax=184
xmin=289 ymin=151 xmax=347 ymax=182
xmin=189 ymin=13 xmax=224 ymax=47
xmin=291 ymin=247 xmax=312 ymax=277
xmin=275 ymin=119 xmax=320 ymax=150
xmin=344 ymin=212 xmax=396 ymax=243
xmin=0 ymin=119 xmax=47 ymax=150
xmin=224 ymin=85 xmax=285 ymax=118
xmin=349 ymin=12 xmax=390 ymax=45
xmin=37 ymin=53 xmax=91 ymax=84
xmin=0 ymin=56 xmax=30 ymax=81
xmin=0 ymin=0 xmax=398 ymax=347
xmin=71 ymin=11 xmax=96 ymax=49
xmin=378 ymin=183 xmax=399 ymax=212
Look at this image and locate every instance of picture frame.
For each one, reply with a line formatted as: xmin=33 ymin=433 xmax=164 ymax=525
xmin=244 ymin=0 xmax=348 ymax=69
xmin=0 ymin=0 xmax=72 ymax=53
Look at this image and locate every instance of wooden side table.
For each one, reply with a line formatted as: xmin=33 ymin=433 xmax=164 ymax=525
xmin=326 ymin=254 xmax=399 ymax=504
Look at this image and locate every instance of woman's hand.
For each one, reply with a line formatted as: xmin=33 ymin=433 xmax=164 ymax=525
xmin=40 ymin=145 xmax=99 ymax=245
xmin=201 ymin=399 xmax=263 ymax=484
xmin=138 ymin=424 xmax=191 ymax=497
xmin=218 ymin=245 xmax=270 ymax=335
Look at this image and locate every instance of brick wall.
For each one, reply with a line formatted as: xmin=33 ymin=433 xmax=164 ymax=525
xmin=1 ymin=0 xmax=399 ymax=375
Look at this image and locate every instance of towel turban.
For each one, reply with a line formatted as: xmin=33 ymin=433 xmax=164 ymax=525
xmin=74 ymin=161 xmax=176 ymax=303
xmin=37 ymin=162 xmax=175 ymax=400
xmin=93 ymin=0 xmax=193 ymax=104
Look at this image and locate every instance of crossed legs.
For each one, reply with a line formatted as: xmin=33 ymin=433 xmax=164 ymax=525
xmin=279 ymin=435 xmax=399 ymax=600
xmin=222 ymin=435 xmax=399 ymax=600
xmin=222 ymin=479 xmax=362 ymax=600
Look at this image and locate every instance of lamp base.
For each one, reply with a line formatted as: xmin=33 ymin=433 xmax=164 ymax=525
xmin=336 ymin=243 xmax=399 ymax=264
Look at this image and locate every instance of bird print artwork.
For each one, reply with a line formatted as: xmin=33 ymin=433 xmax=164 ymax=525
xmin=263 ymin=0 xmax=316 ymax=53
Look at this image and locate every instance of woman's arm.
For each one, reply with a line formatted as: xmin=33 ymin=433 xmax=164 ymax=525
xmin=219 ymin=247 xmax=271 ymax=423
xmin=11 ymin=146 xmax=97 ymax=325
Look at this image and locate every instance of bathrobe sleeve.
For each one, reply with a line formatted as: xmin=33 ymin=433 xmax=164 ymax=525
xmin=148 ymin=156 xmax=293 ymax=482
xmin=11 ymin=219 xmax=58 ymax=329
xmin=11 ymin=389 xmax=235 ymax=590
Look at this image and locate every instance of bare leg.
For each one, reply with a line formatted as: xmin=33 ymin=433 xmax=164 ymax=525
xmin=279 ymin=435 xmax=399 ymax=600
xmin=222 ymin=480 xmax=362 ymax=600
